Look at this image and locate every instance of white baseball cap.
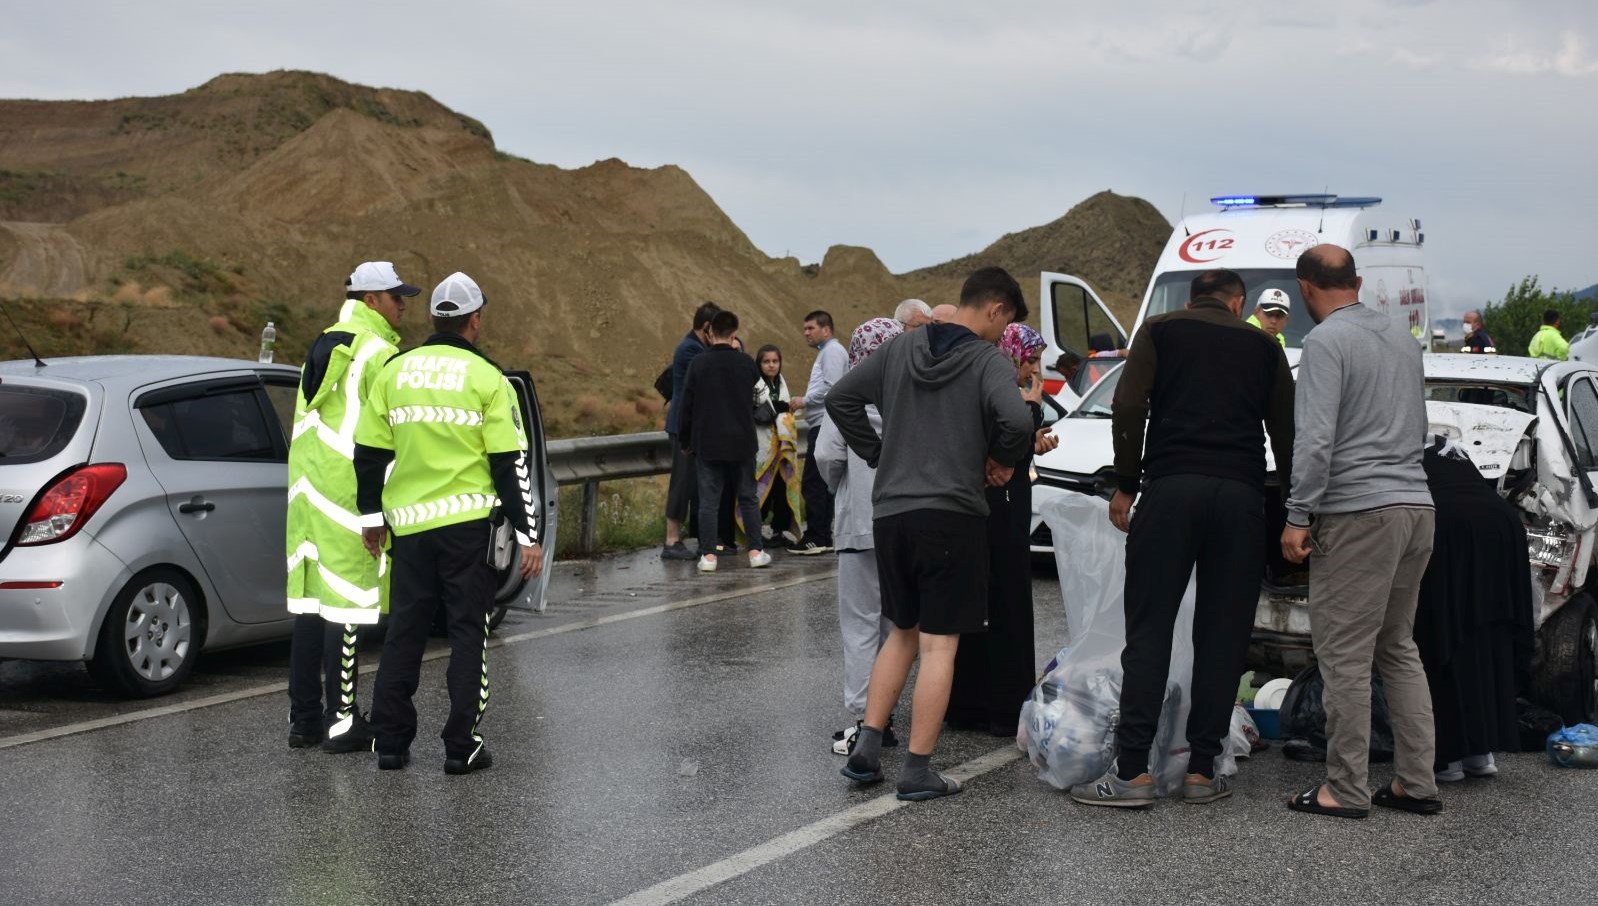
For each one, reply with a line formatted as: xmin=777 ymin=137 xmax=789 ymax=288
xmin=430 ymin=271 xmax=486 ymax=317
xmin=1257 ymin=288 xmax=1292 ymax=313
xmin=347 ymin=261 xmax=420 ymax=296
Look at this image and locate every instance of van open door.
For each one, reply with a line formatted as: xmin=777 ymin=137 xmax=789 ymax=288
xmin=499 ymin=370 xmax=559 ymax=620
xmin=1038 ymin=273 xmax=1128 ymax=403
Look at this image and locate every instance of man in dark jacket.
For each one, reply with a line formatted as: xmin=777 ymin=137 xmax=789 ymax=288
xmin=661 ymin=302 xmax=721 ymax=560
xmin=677 ymin=310 xmax=772 ymax=572
xmin=1070 ymin=268 xmax=1294 ymax=809
xmin=828 ymin=267 xmax=1035 ymax=801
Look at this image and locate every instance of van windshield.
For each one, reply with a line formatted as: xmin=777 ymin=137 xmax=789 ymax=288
xmin=0 ymin=386 xmax=88 ymax=464
xmin=1145 ymin=269 xmax=1314 ymax=348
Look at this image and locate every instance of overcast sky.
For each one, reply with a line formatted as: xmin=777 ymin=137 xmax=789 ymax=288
xmin=4 ymin=0 xmax=1595 ymax=314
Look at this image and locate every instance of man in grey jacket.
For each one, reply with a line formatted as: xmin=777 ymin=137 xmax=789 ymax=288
xmin=827 ymin=267 xmax=1035 ymax=801
xmin=1281 ymin=244 xmax=1441 ymax=819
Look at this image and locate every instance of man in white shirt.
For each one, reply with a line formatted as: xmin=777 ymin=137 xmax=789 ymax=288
xmin=789 ymin=310 xmax=848 ymax=555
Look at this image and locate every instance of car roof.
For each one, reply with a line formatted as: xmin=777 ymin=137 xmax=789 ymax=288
xmin=0 ymin=355 xmax=298 ymax=389
xmin=1423 ymin=353 xmax=1550 ymax=385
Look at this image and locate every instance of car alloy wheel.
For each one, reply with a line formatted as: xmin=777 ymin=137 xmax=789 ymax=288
xmin=122 ymin=581 xmax=193 ymax=682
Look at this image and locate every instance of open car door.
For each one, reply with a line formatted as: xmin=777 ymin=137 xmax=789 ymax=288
xmin=498 ymin=370 xmax=558 ymax=618
xmin=1038 ymin=273 xmax=1128 ymax=406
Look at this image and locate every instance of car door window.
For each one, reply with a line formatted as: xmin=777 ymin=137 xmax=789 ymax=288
xmin=1566 ymin=378 xmax=1598 ymax=470
xmin=1052 ymin=282 xmax=1126 ymax=361
xmin=260 ymin=380 xmax=298 ymax=448
xmin=142 ymin=388 xmax=282 ymax=462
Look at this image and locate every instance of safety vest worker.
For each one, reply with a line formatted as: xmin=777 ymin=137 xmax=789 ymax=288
xmin=1246 ymin=287 xmax=1291 ymax=349
xmin=355 ymin=271 xmax=542 ymax=775
xmin=1528 ymin=314 xmax=1569 ymax=361
xmin=285 ymin=261 xmax=416 ymax=753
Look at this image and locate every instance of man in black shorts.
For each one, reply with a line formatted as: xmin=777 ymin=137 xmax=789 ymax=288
xmin=826 ymin=267 xmax=1035 ymax=800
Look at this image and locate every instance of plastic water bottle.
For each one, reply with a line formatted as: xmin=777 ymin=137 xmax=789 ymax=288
xmin=258 ymin=321 xmax=276 ymax=364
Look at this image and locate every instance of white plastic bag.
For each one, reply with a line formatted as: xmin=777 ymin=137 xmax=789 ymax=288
xmin=1216 ymin=705 xmax=1259 ymax=778
xmin=1018 ymin=493 xmax=1197 ymax=795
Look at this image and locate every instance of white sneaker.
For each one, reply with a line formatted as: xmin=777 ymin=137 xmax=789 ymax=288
xmin=697 ymin=554 xmax=717 ymax=573
xmin=1462 ymin=753 xmax=1498 ymax=777
xmin=748 ymin=550 xmax=772 ymax=569
xmin=832 ymin=723 xmax=858 ymax=755
xmin=1435 ymin=761 xmax=1465 ymax=783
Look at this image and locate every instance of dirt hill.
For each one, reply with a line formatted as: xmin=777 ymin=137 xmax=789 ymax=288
xmin=0 ymin=70 xmax=1170 ymax=436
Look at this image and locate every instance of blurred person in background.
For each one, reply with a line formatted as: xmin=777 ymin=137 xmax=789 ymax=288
xmin=894 ymin=298 xmax=933 ymax=329
xmin=661 ymin=302 xmax=721 ymax=561
xmin=752 ymin=344 xmax=802 ymax=547
xmin=788 ymin=310 xmax=847 ymax=555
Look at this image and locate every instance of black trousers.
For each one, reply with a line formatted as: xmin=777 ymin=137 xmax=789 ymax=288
xmin=288 ymin=615 xmax=360 ymax=729
xmin=1117 ymin=475 xmax=1263 ymax=774
xmin=697 ymin=458 xmax=762 ymax=555
xmin=762 ymin=474 xmax=795 ymax=534
xmin=371 ymin=520 xmax=497 ymax=760
xmin=799 ymin=425 xmax=834 ymax=545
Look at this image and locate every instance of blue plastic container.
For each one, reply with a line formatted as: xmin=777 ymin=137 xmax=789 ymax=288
xmin=1247 ymin=707 xmax=1282 ymax=740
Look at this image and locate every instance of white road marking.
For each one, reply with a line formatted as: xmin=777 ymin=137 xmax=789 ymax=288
xmin=0 ymin=570 xmax=835 ymax=751
xmin=605 ymin=745 xmax=1025 ymax=906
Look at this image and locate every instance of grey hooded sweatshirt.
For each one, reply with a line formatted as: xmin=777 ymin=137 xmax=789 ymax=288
xmin=826 ymin=324 xmax=1034 ymax=520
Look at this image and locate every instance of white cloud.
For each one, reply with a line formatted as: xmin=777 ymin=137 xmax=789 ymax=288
xmin=1390 ymin=48 xmax=1442 ymax=70
xmin=1475 ymin=30 xmax=1598 ymax=77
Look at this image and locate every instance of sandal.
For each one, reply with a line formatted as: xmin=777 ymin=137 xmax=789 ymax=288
xmin=1372 ymin=783 xmax=1442 ymax=815
xmin=896 ymin=771 xmax=963 ymax=802
xmin=840 ymin=757 xmax=884 ymax=785
xmin=1287 ymin=785 xmax=1369 ymax=819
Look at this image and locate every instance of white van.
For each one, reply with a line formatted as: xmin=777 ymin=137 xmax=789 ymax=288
xmin=1038 ymin=193 xmax=1429 ymax=405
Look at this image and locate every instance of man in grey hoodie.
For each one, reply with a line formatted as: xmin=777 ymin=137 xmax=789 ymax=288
xmin=1281 ymin=244 xmax=1440 ymax=820
xmin=827 ymin=267 xmax=1035 ymax=801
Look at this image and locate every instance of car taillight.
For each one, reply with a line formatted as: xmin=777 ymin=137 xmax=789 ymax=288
xmin=16 ymin=464 xmax=127 ymax=546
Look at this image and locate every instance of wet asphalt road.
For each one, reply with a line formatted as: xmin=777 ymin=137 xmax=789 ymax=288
xmin=2 ymin=548 xmax=1595 ymax=906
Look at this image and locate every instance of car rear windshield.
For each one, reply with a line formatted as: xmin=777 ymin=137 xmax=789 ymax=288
xmin=0 ymin=385 xmax=89 ymax=464
xmin=1423 ymin=381 xmax=1532 ymax=413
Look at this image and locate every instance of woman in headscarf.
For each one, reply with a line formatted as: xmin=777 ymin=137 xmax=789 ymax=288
xmin=748 ymin=344 xmax=802 ymax=545
xmin=814 ymin=318 xmax=905 ymax=754
xmin=1414 ymin=435 xmax=1534 ymax=782
xmin=948 ymin=323 xmax=1060 ymax=736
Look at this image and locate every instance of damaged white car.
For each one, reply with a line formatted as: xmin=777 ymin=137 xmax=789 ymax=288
xmin=1034 ymin=353 xmax=1598 ymax=724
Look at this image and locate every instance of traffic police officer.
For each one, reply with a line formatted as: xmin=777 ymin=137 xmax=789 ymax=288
xmin=286 ymin=261 xmax=416 ymax=752
xmin=355 ymin=272 xmax=542 ymax=774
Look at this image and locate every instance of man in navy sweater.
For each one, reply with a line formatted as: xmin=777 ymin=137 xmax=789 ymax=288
xmin=677 ymin=310 xmax=773 ymax=573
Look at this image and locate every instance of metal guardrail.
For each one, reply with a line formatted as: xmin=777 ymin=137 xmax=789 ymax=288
xmin=547 ymin=423 xmax=808 ymax=554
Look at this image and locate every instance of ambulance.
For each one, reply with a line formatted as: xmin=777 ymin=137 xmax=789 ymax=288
xmin=1039 ymin=193 xmax=1430 ymax=404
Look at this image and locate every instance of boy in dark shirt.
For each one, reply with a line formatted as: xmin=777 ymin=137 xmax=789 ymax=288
xmin=677 ymin=310 xmax=772 ymax=572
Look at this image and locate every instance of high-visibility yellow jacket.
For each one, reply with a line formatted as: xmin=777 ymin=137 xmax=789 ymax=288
xmin=355 ymin=335 xmax=536 ymax=545
xmin=285 ymin=301 xmax=401 ymax=624
xmin=1246 ymin=313 xmax=1287 ymax=348
xmin=1528 ymin=324 xmax=1569 ymax=361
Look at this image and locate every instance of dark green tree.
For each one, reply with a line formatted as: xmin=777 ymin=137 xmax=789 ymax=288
xmin=1481 ymin=276 xmax=1595 ymax=356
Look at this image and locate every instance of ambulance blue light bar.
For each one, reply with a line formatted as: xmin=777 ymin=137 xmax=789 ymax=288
xmin=1211 ymin=194 xmax=1340 ymax=208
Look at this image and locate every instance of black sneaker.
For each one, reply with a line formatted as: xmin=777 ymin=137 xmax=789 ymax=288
xmin=321 ymin=713 xmax=376 ymax=754
xmin=661 ymin=541 xmax=697 ymax=561
xmin=377 ymin=750 xmax=411 ymax=771
xmin=445 ymin=746 xmax=494 ymax=775
xmin=787 ymin=540 xmax=832 ymax=556
xmin=288 ymin=723 xmax=322 ymax=748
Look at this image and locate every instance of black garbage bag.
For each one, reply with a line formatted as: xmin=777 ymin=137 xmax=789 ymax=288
xmin=1278 ymin=664 xmax=1395 ymax=763
xmin=1516 ymin=697 xmax=1565 ymax=753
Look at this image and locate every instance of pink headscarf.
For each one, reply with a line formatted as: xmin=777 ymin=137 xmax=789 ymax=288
xmin=849 ymin=317 xmax=904 ymax=368
xmin=999 ymin=323 xmax=1046 ymax=374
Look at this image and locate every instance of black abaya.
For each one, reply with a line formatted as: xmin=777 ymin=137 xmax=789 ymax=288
xmin=1413 ymin=438 xmax=1534 ymax=764
xmin=949 ymin=402 xmax=1040 ymax=734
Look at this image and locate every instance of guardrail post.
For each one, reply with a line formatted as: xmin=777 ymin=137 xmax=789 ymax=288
xmin=580 ymin=479 xmax=599 ymax=555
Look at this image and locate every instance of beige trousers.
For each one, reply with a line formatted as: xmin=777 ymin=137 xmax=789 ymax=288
xmin=1308 ymin=507 xmax=1438 ymax=810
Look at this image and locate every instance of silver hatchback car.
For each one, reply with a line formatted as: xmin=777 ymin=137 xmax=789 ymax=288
xmin=0 ymin=356 xmax=557 ymax=696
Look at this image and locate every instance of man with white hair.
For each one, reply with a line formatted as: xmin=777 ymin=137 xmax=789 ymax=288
xmin=894 ymin=298 xmax=933 ymax=329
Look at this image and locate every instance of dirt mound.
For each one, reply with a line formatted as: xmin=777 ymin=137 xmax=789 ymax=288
xmin=0 ymin=71 xmax=1171 ymax=436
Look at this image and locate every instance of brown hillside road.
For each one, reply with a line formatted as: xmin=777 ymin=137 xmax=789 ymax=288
xmin=0 ymin=221 xmax=88 ymax=297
